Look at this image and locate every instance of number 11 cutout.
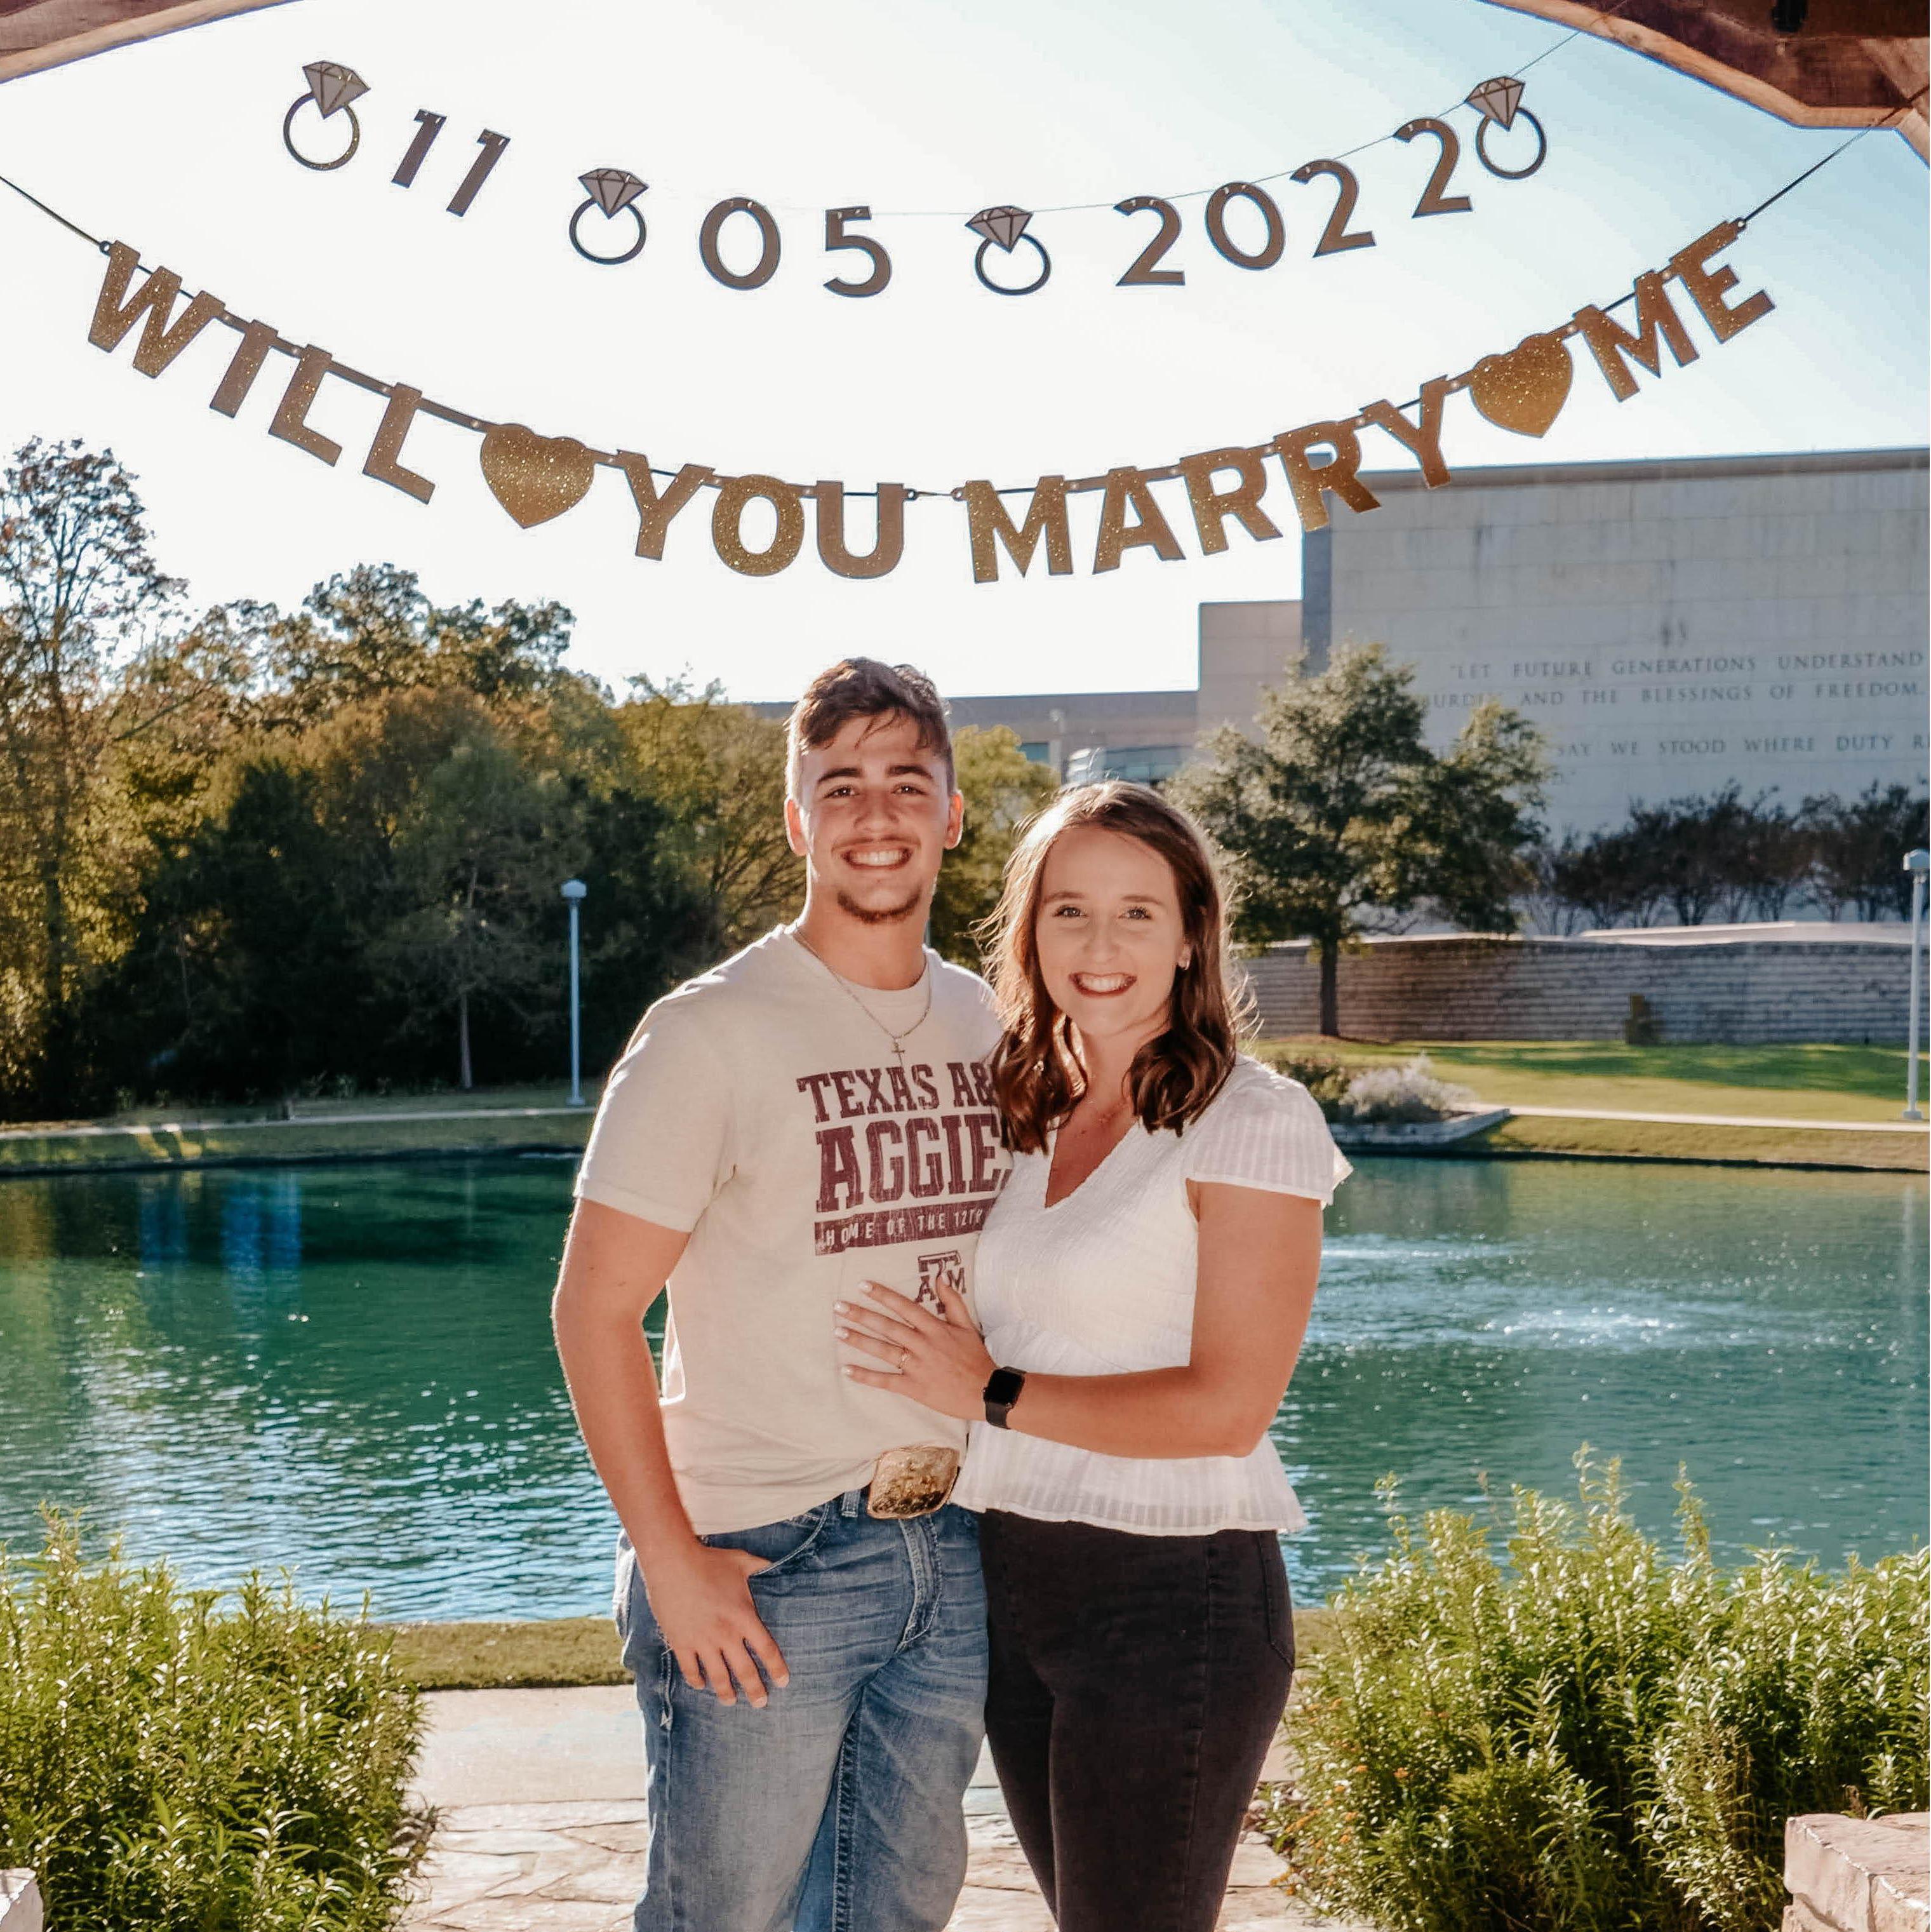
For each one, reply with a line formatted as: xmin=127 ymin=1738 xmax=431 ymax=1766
xmin=392 ymin=112 xmax=511 ymax=215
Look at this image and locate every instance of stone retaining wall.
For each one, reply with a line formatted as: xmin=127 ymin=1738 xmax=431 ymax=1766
xmin=0 ymin=1871 xmax=41 ymax=1932
xmin=1784 ymin=1813 xmax=1927 ymax=1932
xmin=1242 ymin=935 xmax=1918 ymax=1044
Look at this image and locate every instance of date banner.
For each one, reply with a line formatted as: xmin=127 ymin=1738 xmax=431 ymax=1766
xmin=279 ymin=59 xmax=1551 ymax=296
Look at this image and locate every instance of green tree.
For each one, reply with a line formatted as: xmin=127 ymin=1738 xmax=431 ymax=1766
xmin=113 ymin=600 xmax=273 ymax=859
xmin=374 ymin=734 xmax=582 ymax=1089
xmin=0 ymin=439 xmax=182 ymax=1109
xmin=91 ymin=756 xmax=377 ymax=1101
xmin=1174 ymin=644 xmax=1547 ymax=1036
xmin=1803 ymin=781 xmax=1930 ymax=922
xmin=928 ymin=726 xmax=1057 ymax=967
xmin=572 ymin=784 xmax=711 ymax=1068
xmin=617 ymin=678 xmax=803 ymax=957
xmin=265 ymin=563 xmax=575 ymax=720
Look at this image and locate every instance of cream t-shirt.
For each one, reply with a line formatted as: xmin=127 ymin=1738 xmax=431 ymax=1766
xmin=574 ymin=926 xmax=1006 ymax=1534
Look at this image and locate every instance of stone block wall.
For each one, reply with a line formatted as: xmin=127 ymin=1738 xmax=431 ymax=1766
xmin=1784 ymin=1813 xmax=1927 ymax=1932
xmin=0 ymin=1871 xmax=41 ymax=1932
xmin=1241 ymin=934 xmax=1919 ymax=1045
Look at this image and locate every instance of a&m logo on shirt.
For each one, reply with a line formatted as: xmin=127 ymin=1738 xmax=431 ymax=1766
xmin=916 ymin=1249 xmax=965 ymax=1314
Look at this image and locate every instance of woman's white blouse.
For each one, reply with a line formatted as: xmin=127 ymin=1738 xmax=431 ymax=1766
xmin=952 ymin=1056 xmax=1351 ymax=1536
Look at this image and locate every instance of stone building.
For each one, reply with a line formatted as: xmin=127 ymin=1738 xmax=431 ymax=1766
xmin=1307 ymin=445 xmax=1927 ymax=834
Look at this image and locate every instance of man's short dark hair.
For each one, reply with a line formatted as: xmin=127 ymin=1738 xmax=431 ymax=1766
xmin=785 ymin=658 xmax=954 ymax=798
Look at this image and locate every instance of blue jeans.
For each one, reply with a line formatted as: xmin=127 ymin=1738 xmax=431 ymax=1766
xmin=613 ymin=1493 xmax=987 ymax=1932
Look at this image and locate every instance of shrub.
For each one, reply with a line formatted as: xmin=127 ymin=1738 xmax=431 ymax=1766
xmin=1336 ymin=1055 xmax=1478 ymax=1126
xmin=0 ymin=1513 xmax=429 ymax=1931
xmin=1260 ymin=1048 xmax=1359 ymax=1115
xmin=1266 ymin=1458 xmax=1928 ymax=1932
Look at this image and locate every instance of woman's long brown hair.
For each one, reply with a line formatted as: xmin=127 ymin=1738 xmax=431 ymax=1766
xmin=980 ymin=782 xmax=1245 ymax=1155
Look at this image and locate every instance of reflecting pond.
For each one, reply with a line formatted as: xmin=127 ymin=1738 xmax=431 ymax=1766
xmin=0 ymin=1153 xmax=1922 ymax=1620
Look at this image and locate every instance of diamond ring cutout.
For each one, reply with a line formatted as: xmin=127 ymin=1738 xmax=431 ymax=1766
xmin=580 ymin=168 xmax=647 ymax=217
xmin=1466 ymin=75 xmax=1524 ymax=130
xmin=303 ymin=61 xmax=368 ymax=118
xmin=967 ymin=206 xmax=1032 ymax=252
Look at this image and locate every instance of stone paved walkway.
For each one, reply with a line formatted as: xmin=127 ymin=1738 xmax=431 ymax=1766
xmin=400 ymin=1795 xmax=1346 ymax=1929
xmin=400 ymin=1687 xmax=1364 ymax=1930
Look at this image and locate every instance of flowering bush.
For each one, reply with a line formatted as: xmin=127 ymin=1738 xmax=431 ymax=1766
xmin=1266 ymin=1458 xmax=1928 ymax=1932
xmin=1335 ymin=1055 xmax=1478 ymax=1125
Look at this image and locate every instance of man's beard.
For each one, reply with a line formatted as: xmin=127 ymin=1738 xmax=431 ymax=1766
xmin=834 ymin=886 xmax=924 ymax=926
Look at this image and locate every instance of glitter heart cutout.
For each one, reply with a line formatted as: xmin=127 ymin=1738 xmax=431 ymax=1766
xmin=1467 ymin=331 xmax=1574 ymax=438
xmin=479 ymin=423 xmax=598 ymax=528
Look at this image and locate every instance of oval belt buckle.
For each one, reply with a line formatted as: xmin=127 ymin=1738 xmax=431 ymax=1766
xmin=867 ymin=1444 xmax=961 ymax=1519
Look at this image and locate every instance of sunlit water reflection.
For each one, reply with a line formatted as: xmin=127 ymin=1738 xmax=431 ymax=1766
xmin=1 ymin=1153 xmax=1921 ymax=1619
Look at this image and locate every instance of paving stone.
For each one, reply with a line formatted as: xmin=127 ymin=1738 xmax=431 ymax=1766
xmin=436 ymin=1801 xmax=649 ymax=1832
xmin=563 ymin=1823 xmax=654 ymax=1855
xmin=1229 ymin=1834 xmax=1293 ymax=1886
xmin=412 ymin=1688 xmax=642 ymax=1809
xmin=462 ymin=1853 xmax=610 ymax=1900
xmin=947 ymin=1887 xmax=1057 ymax=1931
xmin=962 ymin=1846 xmax=1039 ymax=1891
xmin=404 ymin=1851 xmax=535 ymax=1915
xmin=530 ymin=1858 xmax=650 ymax=1905
xmin=414 ymin=1897 xmax=628 ymax=1931
xmin=431 ymin=1830 xmax=589 ymax=1856
xmin=966 ymin=1812 xmax=1022 ymax=1849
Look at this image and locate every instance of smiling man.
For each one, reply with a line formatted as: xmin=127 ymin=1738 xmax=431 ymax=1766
xmin=552 ymin=659 xmax=1008 ymax=1932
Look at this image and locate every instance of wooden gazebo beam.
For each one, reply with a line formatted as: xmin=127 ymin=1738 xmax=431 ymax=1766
xmin=0 ymin=0 xmax=293 ymax=86
xmin=1477 ymin=0 xmax=1927 ymax=157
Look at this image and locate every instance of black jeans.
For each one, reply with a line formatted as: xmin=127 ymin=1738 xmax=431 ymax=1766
xmin=979 ymin=1509 xmax=1295 ymax=1932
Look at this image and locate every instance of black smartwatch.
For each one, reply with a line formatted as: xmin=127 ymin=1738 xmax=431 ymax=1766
xmin=982 ymin=1366 xmax=1027 ymax=1429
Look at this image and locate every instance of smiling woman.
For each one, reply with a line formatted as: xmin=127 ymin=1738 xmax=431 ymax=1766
xmin=898 ymin=778 xmax=1356 ymax=1932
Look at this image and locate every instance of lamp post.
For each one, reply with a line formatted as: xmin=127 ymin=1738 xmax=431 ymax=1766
xmin=1904 ymin=849 xmax=1928 ymax=1122
xmin=560 ymin=878 xmax=587 ymax=1106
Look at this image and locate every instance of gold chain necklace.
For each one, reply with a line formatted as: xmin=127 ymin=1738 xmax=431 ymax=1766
xmin=790 ymin=925 xmax=933 ymax=1066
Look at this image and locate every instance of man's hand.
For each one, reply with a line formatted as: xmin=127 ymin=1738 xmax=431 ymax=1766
xmin=836 ymin=1277 xmax=996 ymax=1421
xmin=641 ymin=1543 xmax=791 ymax=1708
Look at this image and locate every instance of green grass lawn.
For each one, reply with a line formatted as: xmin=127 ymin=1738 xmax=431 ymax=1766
xmin=0 ymin=1108 xmax=592 ymax=1174
xmin=1259 ymin=1040 xmax=1928 ymax=1125
xmin=381 ymin=1608 xmax=1341 ymax=1690
xmin=1479 ymin=1113 xmax=1924 ymax=1172
xmin=4 ymin=1079 xmax=582 ymax=1136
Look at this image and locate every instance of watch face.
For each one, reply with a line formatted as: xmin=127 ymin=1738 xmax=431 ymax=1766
xmin=986 ymin=1367 xmax=1024 ymax=1407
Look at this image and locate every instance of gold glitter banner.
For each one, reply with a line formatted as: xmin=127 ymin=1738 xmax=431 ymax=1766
xmin=81 ymin=220 xmax=1774 ymax=583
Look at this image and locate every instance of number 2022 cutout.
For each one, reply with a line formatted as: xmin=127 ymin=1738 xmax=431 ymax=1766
xmin=1109 ymin=114 xmax=1537 ymax=287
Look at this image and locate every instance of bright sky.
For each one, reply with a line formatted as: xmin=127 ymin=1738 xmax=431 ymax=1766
xmin=1 ymin=0 xmax=1923 ymax=702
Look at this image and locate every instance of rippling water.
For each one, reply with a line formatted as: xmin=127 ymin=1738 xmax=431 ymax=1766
xmin=0 ymin=1154 xmax=1921 ymax=1620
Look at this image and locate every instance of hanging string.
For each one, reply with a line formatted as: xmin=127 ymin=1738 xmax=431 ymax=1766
xmin=665 ymin=0 xmax=1651 ymax=219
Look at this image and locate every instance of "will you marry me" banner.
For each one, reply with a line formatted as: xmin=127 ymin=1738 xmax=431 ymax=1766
xmin=81 ymin=214 xmax=1775 ymax=583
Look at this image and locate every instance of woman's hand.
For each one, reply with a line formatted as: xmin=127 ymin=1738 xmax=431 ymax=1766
xmin=836 ymin=1278 xmax=996 ymax=1422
